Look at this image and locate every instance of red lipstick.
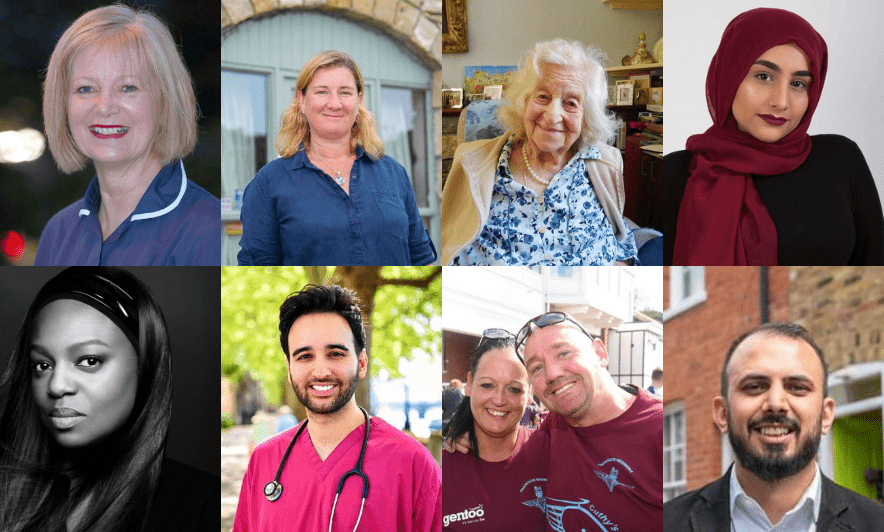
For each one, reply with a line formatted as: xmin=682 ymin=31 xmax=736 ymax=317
xmin=89 ymin=124 xmax=129 ymax=139
xmin=759 ymin=115 xmax=787 ymax=126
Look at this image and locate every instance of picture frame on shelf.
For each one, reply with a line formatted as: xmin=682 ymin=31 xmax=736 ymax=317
xmin=628 ymin=73 xmax=651 ymax=105
xmin=650 ymin=86 xmax=664 ymax=105
xmin=442 ymin=88 xmax=464 ymax=109
xmin=615 ymin=80 xmax=635 ymax=106
xmin=483 ymin=85 xmax=503 ymax=100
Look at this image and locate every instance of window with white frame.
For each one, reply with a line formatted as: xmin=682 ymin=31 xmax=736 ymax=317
xmin=664 ymin=267 xmax=707 ymax=320
xmin=664 ymin=402 xmax=687 ymax=502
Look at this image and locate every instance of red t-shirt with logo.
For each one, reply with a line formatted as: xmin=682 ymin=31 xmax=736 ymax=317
xmin=442 ymin=426 xmax=548 ymax=531
xmin=531 ymin=386 xmax=663 ymax=532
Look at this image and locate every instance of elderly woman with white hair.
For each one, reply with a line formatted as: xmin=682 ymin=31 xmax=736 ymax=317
xmin=441 ymin=39 xmax=637 ymax=265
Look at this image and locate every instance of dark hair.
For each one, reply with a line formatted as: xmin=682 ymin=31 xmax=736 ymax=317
xmin=0 ymin=267 xmax=172 ymax=532
xmin=720 ymin=322 xmax=828 ymax=399
xmin=651 ymin=368 xmax=663 ymax=380
xmin=279 ymin=284 xmax=366 ymax=358
xmin=443 ymin=335 xmax=518 ymax=461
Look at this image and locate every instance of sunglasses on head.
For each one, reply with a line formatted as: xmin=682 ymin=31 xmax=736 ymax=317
xmin=481 ymin=328 xmax=514 ymax=341
xmin=515 ymin=312 xmax=594 ymax=353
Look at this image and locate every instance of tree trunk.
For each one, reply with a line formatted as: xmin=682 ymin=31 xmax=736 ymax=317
xmin=334 ymin=266 xmax=383 ymax=414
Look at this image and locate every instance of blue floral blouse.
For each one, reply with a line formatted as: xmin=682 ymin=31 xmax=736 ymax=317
xmin=452 ymin=138 xmax=638 ymax=265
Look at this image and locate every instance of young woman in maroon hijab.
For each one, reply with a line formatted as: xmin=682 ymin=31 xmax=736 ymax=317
xmin=664 ymin=8 xmax=884 ymax=265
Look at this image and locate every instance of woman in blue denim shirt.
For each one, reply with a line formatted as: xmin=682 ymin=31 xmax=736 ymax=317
xmin=237 ymin=51 xmax=435 ymax=266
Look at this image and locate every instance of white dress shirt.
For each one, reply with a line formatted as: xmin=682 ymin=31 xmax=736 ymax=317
xmin=729 ymin=463 xmax=821 ymax=532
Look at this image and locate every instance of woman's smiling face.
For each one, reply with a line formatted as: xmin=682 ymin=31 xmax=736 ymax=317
xmin=731 ymin=43 xmax=812 ymax=143
xmin=467 ymin=347 xmax=529 ymax=441
xmin=29 ymin=299 xmax=138 ymax=449
xmin=297 ymin=65 xmax=362 ymax=142
xmin=523 ymin=64 xmax=585 ymax=156
xmin=67 ymin=44 xmax=158 ymax=170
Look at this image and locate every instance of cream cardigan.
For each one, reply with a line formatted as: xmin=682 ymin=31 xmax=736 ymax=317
xmin=441 ymin=133 xmax=628 ymax=265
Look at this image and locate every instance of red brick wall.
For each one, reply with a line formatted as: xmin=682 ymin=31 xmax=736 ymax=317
xmin=664 ymin=266 xmax=790 ymax=490
xmin=443 ymin=330 xmax=479 ymax=384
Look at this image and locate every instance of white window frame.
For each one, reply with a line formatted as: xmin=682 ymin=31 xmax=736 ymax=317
xmin=663 ymin=401 xmax=687 ymax=502
xmin=664 ymin=266 xmax=707 ymax=321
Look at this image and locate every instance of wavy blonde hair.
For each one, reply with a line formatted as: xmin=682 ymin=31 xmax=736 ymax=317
xmin=275 ymin=51 xmax=384 ymax=160
xmin=43 ymin=5 xmax=198 ymax=174
xmin=498 ymin=39 xmax=619 ymax=149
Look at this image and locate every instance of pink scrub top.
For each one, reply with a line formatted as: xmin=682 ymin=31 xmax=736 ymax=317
xmin=233 ymin=416 xmax=442 ymax=531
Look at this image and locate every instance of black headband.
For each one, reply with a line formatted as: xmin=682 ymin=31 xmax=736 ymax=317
xmin=34 ymin=272 xmax=139 ymax=349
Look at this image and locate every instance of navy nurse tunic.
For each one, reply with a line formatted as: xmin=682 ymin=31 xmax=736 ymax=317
xmin=33 ymin=161 xmax=220 ymax=265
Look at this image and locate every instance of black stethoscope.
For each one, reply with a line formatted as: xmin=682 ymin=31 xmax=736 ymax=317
xmin=264 ymin=407 xmax=371 ymax=532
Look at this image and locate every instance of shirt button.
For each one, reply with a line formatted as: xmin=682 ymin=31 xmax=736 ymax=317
xmin=538 ymin=226 xmax=546 ymax=234
xmin=538 ymin=195 xmax=544 ymax=205
xmin=544 ymin=252 xmax=553 ymax=260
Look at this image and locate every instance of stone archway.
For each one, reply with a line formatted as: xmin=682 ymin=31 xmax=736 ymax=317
xmin=221 ymin=0 xmax=442 ymax=70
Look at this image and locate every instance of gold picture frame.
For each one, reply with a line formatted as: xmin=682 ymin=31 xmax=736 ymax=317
xmin=443 ymin=0 xmax=468 ymax=53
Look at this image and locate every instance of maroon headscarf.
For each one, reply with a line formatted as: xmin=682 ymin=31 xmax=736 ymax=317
xmin=673 ymin=8 xmax=828 ymax=265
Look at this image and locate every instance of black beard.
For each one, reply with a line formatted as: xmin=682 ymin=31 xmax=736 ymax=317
xmin=293 ymin=369 xmax=359 ymax=415
xmin=728 ymin=411 xmax=821 ymax=482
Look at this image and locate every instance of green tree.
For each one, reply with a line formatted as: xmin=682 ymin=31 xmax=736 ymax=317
xmin=221 ymin=267 xmax=441 ymax=419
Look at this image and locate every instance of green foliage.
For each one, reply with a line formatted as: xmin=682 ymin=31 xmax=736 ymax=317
xmin=221 ymin=266 xmax=441 ymax=403
xmin=221 ymin=415 xmax=235 ymax=430
xmin=370 ymin=267 xmax=441 ymax=379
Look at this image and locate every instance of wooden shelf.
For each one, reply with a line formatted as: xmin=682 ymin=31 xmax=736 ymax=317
xmin=603 ymin=0 xmax=662 ymax=10
xmin=606 ymin=62 xmax=663 ymax=76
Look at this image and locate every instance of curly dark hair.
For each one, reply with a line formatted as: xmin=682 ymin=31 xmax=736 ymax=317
xmin=279 ymin=284 xmax=366 ymax=358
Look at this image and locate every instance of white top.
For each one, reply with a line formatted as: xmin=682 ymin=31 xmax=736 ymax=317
xmin=728 ymin=464 xmax=821 ymax=532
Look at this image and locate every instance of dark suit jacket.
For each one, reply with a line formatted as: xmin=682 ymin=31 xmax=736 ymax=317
xmin=664 ymin=466 xmax=884 ymax=531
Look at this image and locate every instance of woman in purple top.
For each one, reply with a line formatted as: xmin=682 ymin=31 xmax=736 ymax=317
xmin=442 ymin=331 xmax=547 ymax=531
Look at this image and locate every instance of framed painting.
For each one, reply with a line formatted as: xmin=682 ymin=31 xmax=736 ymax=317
xmin=443 ymin=0 xmax=468 ymax=53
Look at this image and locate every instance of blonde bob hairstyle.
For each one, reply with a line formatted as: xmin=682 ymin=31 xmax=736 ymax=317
xmin=498 ymin=39 xmax=619 ymax=149
xmin=275 ymin=51 xmax=384 ymax=160
xmin=43 ymin=5 xmax=198 ymax=174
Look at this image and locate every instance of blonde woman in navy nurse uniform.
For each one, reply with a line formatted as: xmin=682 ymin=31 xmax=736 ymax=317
xmin=34 ymin=5 xmax=220 ymax=266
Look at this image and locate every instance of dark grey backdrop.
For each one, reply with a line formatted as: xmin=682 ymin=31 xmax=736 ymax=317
xmin=0 ymin=267 xmax=220 ymax=476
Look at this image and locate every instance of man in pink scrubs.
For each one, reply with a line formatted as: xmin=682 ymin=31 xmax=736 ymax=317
xmin=232 ymin=284 xmax=441 ymax=532
xmin=516 ymin=312 xmax=663 ymax=532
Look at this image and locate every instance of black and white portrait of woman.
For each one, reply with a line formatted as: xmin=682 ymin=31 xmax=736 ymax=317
xmin=0 ymin=267 xmax=219 ymax=532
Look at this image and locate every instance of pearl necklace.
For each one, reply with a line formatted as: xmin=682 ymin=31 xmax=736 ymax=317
xmin=521 ymin=143 xmax=552 ymax=186
xmin=309 ymin=149 xmax=351 ymax=186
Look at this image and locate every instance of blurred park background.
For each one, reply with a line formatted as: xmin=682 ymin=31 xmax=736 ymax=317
xmin=0 ymin=0 xmax=219 ymax=264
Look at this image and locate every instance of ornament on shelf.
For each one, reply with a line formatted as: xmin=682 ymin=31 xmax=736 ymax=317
xmin=622 ymin=33 xmax=656 ymax=66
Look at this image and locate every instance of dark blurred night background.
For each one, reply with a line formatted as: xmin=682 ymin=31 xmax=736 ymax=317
xmin=0 ymin=0 xmax=220 ymax=264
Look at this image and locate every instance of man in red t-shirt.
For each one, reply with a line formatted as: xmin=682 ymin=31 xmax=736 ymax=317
xmin=516 ymin=312 xmax=663 ymax=532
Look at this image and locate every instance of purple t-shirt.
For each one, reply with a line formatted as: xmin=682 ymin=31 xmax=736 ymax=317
xmin=442 ymin=426 xmax=547 ymax=531
xmin=529 ymin=386 xmax=663 ymax=532
xmin=233 ymin=416 xmax=441 ymax=531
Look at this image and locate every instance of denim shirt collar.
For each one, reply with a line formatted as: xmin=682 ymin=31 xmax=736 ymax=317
xmin=291 ymin=144 xmax=370 ymax=170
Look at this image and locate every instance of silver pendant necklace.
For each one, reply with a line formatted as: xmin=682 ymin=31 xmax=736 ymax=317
xmin=309 ymin=149 xmax=350 ymax=186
